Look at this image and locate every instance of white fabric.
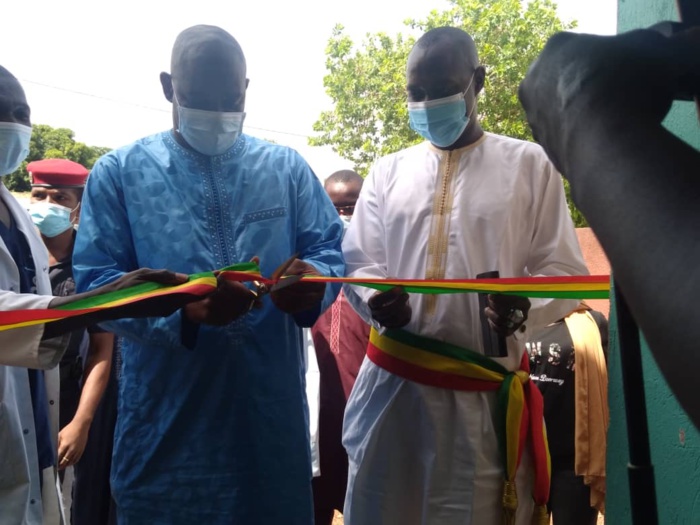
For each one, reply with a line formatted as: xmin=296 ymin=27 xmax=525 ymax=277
xmin=60 ymin=467 xmax=74 ymax=521
xmin=304 ymin=327 xmax=322 ymax=477
xmin=342 ymin=134 xmax=588 ymax=525
xmin=0 ymin=183 xmax=66 ymax=525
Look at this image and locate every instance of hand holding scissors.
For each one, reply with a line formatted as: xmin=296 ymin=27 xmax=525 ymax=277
xmin=251 ymin=254 xmax=303 ymax=299
xmin=255 ymin=254 xmax=326 ymax=315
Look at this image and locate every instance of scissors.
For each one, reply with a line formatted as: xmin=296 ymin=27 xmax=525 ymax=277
xmin=251 ymin=254 xmax=302 ymax=299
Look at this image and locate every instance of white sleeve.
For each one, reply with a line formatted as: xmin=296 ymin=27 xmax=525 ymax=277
xmin=0 ymin=290 xmax=68 ymax=369
xmin=341 ymin=164 xmax=387 ymax=325
xmin=525 ymin=160 xmax=589 ymax=330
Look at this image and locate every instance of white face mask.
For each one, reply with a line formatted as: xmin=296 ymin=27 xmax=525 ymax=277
xmin=176 ymin=97 xmax=245 ymax=156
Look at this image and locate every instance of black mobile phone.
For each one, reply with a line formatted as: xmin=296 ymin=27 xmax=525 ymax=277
xmin=477 ymin=271 xmax=508 ymax=358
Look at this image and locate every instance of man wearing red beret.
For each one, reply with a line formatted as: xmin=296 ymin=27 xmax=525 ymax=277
xmin=0 ymin=65 xmax=201 ymax=525
xmin=28 ymin=159 xmax=118 ymax=523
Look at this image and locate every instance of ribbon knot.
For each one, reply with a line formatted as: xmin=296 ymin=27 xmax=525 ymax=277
xmin=514 ymin=370 xmax=530 ymax=384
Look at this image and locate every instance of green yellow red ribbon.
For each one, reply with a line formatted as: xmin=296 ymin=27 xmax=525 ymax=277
xmin=0 ymin=274 xmax=218 ymax=331
xmin=0 ymin=262 xmax=610 ymax=332
xmin=366 ymin=328 xmax=551 ymax=516
xmin=221 ymin=269 xmax=610 ymax=299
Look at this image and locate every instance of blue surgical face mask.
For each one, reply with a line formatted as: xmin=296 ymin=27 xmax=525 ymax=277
xmin=176 ymin=97 xmax=245 ymax=156
xmin=30 ymin=201 xmax=76 ymax=238
xmin=0 ymin=122 xmax=32 ymax=176
xmin=407 ymin=75 xmax=475 ymax=148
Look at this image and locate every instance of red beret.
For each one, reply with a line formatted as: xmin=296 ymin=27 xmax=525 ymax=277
xmin=28 ymin=159 xmax=89 ymax=188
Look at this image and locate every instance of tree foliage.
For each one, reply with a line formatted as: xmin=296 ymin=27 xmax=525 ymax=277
xmin=311 ymin=28 xmax=416 ymax=173
xmin=312 ymin=0 xmax=588 ymax=226
xmin=4 ymin=124 xmax=110 ymax=192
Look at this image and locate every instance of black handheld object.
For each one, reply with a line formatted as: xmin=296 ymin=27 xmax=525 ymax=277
xmin=477 ymin=271 xmax=508 ymax=358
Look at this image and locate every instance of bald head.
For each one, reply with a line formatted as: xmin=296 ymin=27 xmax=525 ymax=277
xmin=412 ymin=27 xmax=479 ymax=66
xmin=325 ymin=169 xmax=363 ymax=188
xmin=161 ymin=25 xmax=248 ymax=121
xmin=406 ymin=27 xmax=483 ymax=101
xmin=0 ymin=66 xmax=22 ymax=98
xmin=171 ymin=25 xmax=246 ymax=79
xmin=0 ymin=66 xmax=16 ymax=81
xmin=408 ymin=27 xmax=481 ymax=85
xmin=0 ymin=65 xmax=30 ymax=127
xmin=325 ymin=170 xmax=363 ymax=216
xmin=406 ymin=27 xmax=485 ymax=148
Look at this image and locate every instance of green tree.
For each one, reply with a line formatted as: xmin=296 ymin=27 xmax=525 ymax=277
xmin=312 ymin=0 xmax=588 ymax=226
xmin=4 ymin=124 xmax=110 ymax=192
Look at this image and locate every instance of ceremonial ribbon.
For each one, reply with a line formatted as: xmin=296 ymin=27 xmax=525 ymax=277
xmin=223 ymin=269 xmax=610 ymax=299
xmin=0 ymin=261 xmax=609 ymax=332
xmin=366 ymin=328 xmax=551 ymax=525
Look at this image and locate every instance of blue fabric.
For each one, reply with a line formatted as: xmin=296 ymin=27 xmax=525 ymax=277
xmin=26 ymin=369 xmax=55 ymax=472
xmin=0 ymin=219 xmax=37 ymax=294
xmin=73 ymin=132 xmax=344 ymax=524
xmin=0 ymin=220 xmax=55 ymax=475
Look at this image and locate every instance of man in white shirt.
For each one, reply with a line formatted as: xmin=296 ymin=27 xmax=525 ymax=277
xmin=341 ymin=27 xmax=588 ymax=525
xmin=0 ymin=64 xmax=197 ymax=525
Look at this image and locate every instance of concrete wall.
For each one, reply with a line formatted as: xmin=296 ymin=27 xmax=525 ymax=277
xmin=607 ymin=1 xmax=700 ymax=523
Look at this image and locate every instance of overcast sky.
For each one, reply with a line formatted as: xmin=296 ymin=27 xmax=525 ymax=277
xmin=2 ymin=0 xmax=616 ymax=178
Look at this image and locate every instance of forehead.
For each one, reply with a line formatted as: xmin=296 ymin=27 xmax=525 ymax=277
xmin=0 ymin=75 xmax=29 ymax=120
xmin=327 ymin=180 xmax=361 ymax=192
xmin=174 ymin=49 xmax=246 ymax=97
xmin=326 ymin=181 xmax=361 ymax=200
xmin=407 ymin=42 xmax=471 ymax=88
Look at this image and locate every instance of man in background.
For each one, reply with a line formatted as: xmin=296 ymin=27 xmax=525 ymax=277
xmin=526 ymin=304 xmax=609 ymax=524
xmin=28 ymin=158 xmax=116 ymax=521
xmin=310 ymin=169 xmax=370 ymax=524
xmin=0 ymin=64 xmax=195 ymax=525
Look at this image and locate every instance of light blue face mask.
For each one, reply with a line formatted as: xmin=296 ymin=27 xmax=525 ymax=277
xmin=0 ymin=122 xmax=32 ymax=176
xmin=30 ymin=201 xmax=76 ymax=238
xmin=407 ymin=75 xmax=475 ymax=148
xmin=176 ymin=98 xmax=246 ymax=156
